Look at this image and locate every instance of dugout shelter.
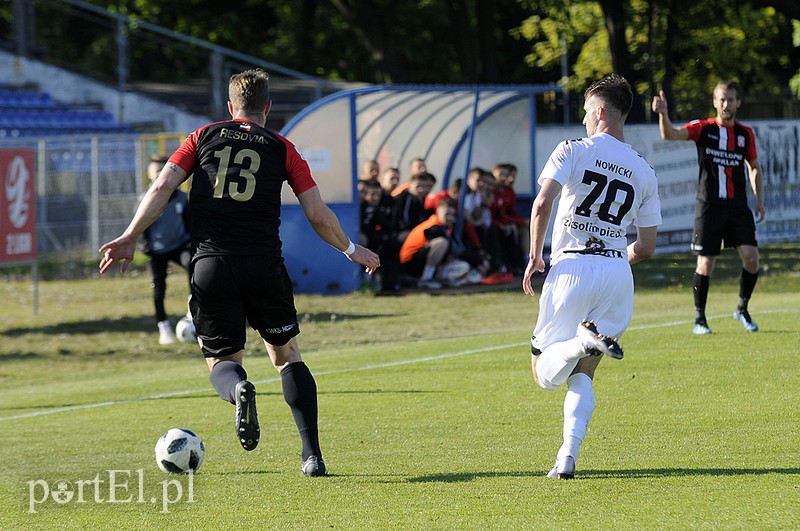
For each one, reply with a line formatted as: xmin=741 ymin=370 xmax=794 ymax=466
xmin=278 ymin=84 xmax=562 ymax=294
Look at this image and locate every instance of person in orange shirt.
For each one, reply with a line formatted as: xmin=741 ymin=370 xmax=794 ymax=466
xmin=399 ymin=198 xmax=461 ymax=289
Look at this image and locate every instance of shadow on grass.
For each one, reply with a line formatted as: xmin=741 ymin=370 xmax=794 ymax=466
xmin=407 ymin=467 xmax=800 ymax=482
xmin=2 ymin=312 xmax=397 ymax=337
xmin=319 ymin=389 xmax=439 ymax=395
xmin=0 ymin=351 xmax=44 ymax=361
xmin=299 ymin=312 xmax=402 ymax=323
xmin=0 ymin=391 xmax=246 ymax=415
xmin=581 ymin=467 xmax=800 ymax=478
xmin=2 ymin=316 xmax=156 ymax=336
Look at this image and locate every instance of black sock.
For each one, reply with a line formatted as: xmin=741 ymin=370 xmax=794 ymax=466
xmin=210 ymin=361 xmax=247 ymax=404
xmin=693 ymin=273 xmax=710 ymax=324
xmin=738 ymin=269 xmax=759 ymax=311
xmin=281 ymin=361 xmax=320 ymax=461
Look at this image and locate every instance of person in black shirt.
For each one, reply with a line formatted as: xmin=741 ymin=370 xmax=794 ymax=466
xmin=360 ymin=179 xmax=401 ymax=292
xmin=653 ymin=81 xmax=765 ymax=334
xmin=99 ymin=68 xmax=380 ymax=477
xmin=394 ymin=171 xmax=436 ymax=242
xmin=138 ymin=154 xmax=191 ymax=345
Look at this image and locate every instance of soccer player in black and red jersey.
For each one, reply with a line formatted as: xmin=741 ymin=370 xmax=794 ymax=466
xmin=99 ymin=69 xmax=380 ymax=476
xmin=652 ymin=81 xmax=765 ymax=335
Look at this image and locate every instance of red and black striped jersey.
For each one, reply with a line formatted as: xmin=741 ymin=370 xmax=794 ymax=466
xmin=169 ymin=118 xmax=317 ymax=259
xmin=684 ymin=118 xmax=758 ymax=206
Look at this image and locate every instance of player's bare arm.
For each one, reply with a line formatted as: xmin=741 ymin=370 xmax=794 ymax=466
xmin=627 ymin=226 xmax=658 ymax=265
xmin=747 ymin=158 xmax=766 ymax=222
xmin=522 ymin=179 xmax=560 ymax=296
xmin=651 ymin=90 xmax=689 ymax=141
xmin=99 ymin=162 xmax=187 ymax=274
xmin=297 ymin=186 xmax=381 ymax=275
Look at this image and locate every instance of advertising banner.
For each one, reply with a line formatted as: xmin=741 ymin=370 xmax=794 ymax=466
xmin=0 ymin=149 xmax=37 ymax=263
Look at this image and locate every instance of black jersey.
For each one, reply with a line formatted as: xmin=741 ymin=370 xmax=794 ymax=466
xmin=169 ymin=119 xmax=316 ymax=260
xmin=684 ymin=118 xmax=758 ymax=207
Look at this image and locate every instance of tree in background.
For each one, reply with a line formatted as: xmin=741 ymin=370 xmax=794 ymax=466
xmin=792 ymin=21 xmax=800 ymax=100
xmin=2 ymin=0 xmax=798 ymax=120
xmin=515 ymin=0 xmax=798 ymax=121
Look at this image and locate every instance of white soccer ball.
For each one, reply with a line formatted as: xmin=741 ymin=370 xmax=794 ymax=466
xmin=155 ymin=428 xmax=205 ymax=474
xmin=175 ymin=316 xmax=196 ymax=343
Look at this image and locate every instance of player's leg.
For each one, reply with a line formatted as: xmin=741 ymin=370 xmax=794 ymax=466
xmin=691 ymin=203 xmax=722 ymax=334
xmin=732 ymin=244 xmax=759 ymax=331
xmin=193 ymin=256 xmax=260 ymax=451
xmin=168 ymin=243 xmax=193 ymax=319
xmin=546 ymin=259 xmax=632 ymax=479
xmin=245 ymin=256 xmax=326 ymax=476
xmin=206 ymin=352 xmax=259 ymax=451
xmin=531 ymin=260 xmax=622 ymax=391
xmin=149 ymin=253 xmax=175 ymax=344
xmin=547 ymin=358 xmax=600 ymax=479
xmin=263 ymin=338 xmax=327 ymax=476
xmin=692 ymin=254 xmax=715 ymax=334
xmin=421 ymin=236 xmax=449 ymax=287
xmin=729 ymin=207 xmax=760 ymax=331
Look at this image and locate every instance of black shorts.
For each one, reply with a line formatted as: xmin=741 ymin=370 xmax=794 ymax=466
xmin=401 ymin=247 xmax=430 ymax=277
xmin=691 ymin=201 xmax=758 ymax=256
xmin=190 ymin=255 xmax=300 ymax=357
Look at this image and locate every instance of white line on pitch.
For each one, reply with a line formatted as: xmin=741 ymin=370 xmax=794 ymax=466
xmin=0 ymin=308 xmax=794 ymax=423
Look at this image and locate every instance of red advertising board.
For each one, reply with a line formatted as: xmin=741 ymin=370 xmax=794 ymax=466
xmin=0 ymin=149 xmax=37 ymax=263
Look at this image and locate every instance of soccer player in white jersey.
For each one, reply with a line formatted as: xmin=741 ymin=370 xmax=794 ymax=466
xmin=522 ymin=74 xmax=662 ymax=479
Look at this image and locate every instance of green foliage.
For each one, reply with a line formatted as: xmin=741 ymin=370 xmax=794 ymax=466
xmin=790 ymin=21 xmax=800 ymax=99
xmin=6 ymin=0 xmax=799 ymax=118
xmin=665 ymin=4 xmax=794 ymax=119
xmin=514 ymin=0 xmax=797 ymax=120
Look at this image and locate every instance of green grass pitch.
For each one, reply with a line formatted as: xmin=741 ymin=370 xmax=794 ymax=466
xmin=1 ymin=244 xmax=799 ymax=529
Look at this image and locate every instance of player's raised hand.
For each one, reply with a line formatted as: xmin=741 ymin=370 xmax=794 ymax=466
xmin=651 ymin=90 xmax=668 ymax=115
xmin=98 ymin=234 xmax=137 ymax=274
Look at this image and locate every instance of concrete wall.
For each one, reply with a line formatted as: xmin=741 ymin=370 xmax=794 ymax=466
xmin=0 ymin=50 xmax=209 ymax=134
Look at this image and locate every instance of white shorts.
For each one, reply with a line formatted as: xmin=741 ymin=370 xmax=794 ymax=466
xmin=532 ymin=254 xmax=633 ymax=351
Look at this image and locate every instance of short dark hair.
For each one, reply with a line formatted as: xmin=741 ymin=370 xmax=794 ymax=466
xmin=584 ymin=73 xmax=633 ymax=117
xmin=362 ymin=179 xmax=382 ymax=191
xmin=438 ymin=197 xmax=458 ymax=210
xmin=714 ymin=80 xmax=743 ymax=100
xmin=229 ymin=69 xmax=270 ymax=114
xmin=149 ymin=154 xmax=169 ymax=164
xmin=411 ymin=171 xmax=437 ymax=184
xmin=493 ymin=162 xmax=517 ymax=174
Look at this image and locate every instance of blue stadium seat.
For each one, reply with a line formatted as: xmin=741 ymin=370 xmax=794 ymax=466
xmin=0 ymin=88 xmax=135 ymax=135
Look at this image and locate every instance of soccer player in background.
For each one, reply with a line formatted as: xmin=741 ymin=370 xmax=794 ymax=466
xmin=522 ymin=74 xmax=661 ymax=479
xmin=652 ymin=81 xmax=765 ymax=334
xmin=137 ymin=154 xmax=191 ymax=345
xmin=99 ymin=68 xmax=380 ymax=476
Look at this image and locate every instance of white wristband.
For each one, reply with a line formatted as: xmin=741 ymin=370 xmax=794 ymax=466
xmin=342 ymin=240 xmax=356 ymax=256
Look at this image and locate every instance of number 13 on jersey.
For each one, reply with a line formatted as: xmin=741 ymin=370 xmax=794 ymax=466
xmin=212 ymin=146 xmax=261 ymax=201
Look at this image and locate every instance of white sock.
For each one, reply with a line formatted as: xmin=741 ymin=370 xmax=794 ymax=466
xmin=421 ymin=265 xmax=436 ymax=281
xmin=556 ymin=373 xmax=595 ymax=461
xmin=534 ymin=337 xmax=586 ymax=389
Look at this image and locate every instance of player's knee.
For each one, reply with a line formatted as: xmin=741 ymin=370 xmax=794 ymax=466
xmin=532 ymin=366 xmax=558 ymax=390
xmin=742 ymin=255 xmax=759 ymax=273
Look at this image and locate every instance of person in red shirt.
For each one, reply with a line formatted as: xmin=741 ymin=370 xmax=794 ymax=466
xmin=490 ymin=162 xmax=529 ymax=276
xmin=99 ymin=68 xmax=380 ymax=477
xmin=653 ymin=80 xmax=765 ymax=334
